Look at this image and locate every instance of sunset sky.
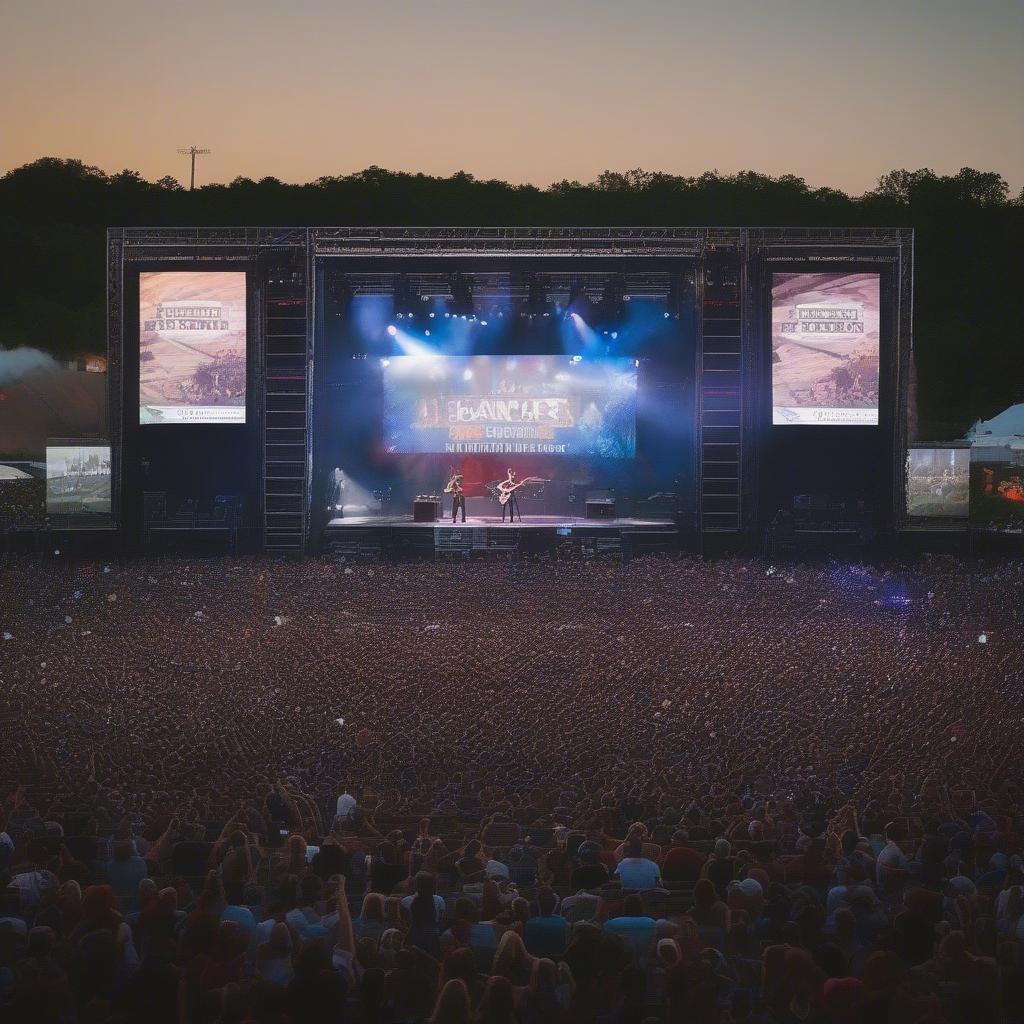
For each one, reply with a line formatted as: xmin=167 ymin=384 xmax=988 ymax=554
xmin=2 ymin=0 xmax=1021 ymax=195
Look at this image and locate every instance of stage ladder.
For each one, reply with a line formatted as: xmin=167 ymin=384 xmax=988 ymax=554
xmin=699 ymin=239 xmax=743 ymax=535
xmin=262 ymin=259 xmax=309 ymax=553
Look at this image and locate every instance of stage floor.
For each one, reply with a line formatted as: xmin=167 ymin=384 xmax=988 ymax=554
xmin=326 ymin=514 xmax=672 ymax=530
xmin=322 ymin=514 xmax=679 ymax=559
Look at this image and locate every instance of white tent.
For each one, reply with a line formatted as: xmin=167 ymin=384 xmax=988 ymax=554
xmin=968 ymin=403 xmax=1024 ymax=440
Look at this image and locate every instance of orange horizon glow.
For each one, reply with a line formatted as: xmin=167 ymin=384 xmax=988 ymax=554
xmin=1 ymin=1 xmax=1021 ymax=196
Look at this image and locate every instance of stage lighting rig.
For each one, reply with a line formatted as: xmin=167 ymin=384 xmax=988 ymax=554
xmin=392 ymin=274 xmax=418 ymax=319
xmin=449 ymin=273 xmax=474 ymax=317
xmin=666 ymin=270 xmax=696 ymax=319
xmin=599 ymin=274 xmax=627 ymax=324
xmin=522 ymin=273 xmax=550 ymax=318
xmin=566 ymin=276 xmax=596 ymax=323
xmin=325 ymin=274 xmax=352 ymax=317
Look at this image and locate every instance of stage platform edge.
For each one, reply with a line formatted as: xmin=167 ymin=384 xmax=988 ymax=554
xmin=321 ymin=514 xmax=682 ymax=560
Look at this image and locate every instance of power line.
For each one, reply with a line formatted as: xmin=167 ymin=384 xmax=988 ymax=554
xmin=176 ymin=146 xmax=211 ymax=191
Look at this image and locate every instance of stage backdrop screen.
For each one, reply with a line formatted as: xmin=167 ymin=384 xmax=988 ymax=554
xmin=139 ymin=271 xmax=247 ymax=424
xmin=46 ymin=445 xmax=111 ymax=514
xmin=970 ymin=442 xmax=1024 ymax=526
xmin=905 ymin=447 xmax=969 ymax=518
xmin=771 ymin=272 xmax=880 ymax=425
xmin=382 ymin=355 xmax=637 ymax=458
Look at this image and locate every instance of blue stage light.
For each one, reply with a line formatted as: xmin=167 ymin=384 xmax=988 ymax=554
xmin=386 ymin=325 xmax=398 ymax=337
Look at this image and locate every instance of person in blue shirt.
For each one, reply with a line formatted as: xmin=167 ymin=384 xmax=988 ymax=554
xmin=523 ymin=888 xmax=569 ymax=958
xmin=603 ymin=894 xmax=657 ymax=962
xmin=614 ymin=838 xmax=662 ymax=891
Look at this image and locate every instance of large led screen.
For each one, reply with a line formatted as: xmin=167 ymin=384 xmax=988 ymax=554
xmin=46 ymin=445 xmax=111 ymax=514
xmin=382 ymin=355 xmax=637 ymax=458
xmin=771 ymin=272 xmax=880 ymax=425
xmin=970 ymin=443 xmax=1024 ymax=526
xmin=905 ymin=447 xmax=969 ymax=518
xmin=139 ymin=271 xmax=247 ymax=424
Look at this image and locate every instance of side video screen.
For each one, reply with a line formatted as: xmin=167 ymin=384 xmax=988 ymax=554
xmin=906 ymin=447 xmax=969 ymax=518
xmin=771 ymin=272 xmax=880 ymax=425
xmin=139 ymin=271 xmax=247 ymax=424
xmin=46 ymin=445 xmax=111 ymax=514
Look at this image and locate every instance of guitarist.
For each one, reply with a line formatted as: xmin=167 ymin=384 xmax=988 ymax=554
xmin=500 ymin=468 xmax=522 ymax=523
xmin=444 ymin=468 xmax=466 ymax=523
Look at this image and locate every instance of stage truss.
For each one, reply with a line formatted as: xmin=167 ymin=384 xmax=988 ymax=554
xmin=107 ymin=227 xmax=913 ymax=553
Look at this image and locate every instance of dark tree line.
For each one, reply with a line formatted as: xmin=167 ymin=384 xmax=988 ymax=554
xmin=1 ymin=158 xmax=1020 ymax=438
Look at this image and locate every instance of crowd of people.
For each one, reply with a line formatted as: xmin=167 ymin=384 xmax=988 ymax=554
xmin=1 ymin=552 xmax=1023 ymax=1022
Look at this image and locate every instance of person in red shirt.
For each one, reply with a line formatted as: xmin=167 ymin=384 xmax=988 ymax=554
xmin=661 ymin=830 xmax=707 ymax=883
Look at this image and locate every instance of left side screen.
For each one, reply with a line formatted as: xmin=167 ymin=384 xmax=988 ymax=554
xmin=46 ymin=445 xmax=111 ymax=514
xmin=139 ymin=271 xmax=247 ymax=424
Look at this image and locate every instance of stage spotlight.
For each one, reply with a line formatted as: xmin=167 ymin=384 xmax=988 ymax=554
xmin=566 ymin=276 xmax=594 ymax=322
xmin=450 ymin=273 xmax=474 ymax=317
xmin=611 ymin=331 xmax=618 ymax=340
xmin=666 ymin=272 xmax=694 ymax=319
xmin=326 ymin=273 xmax=352 ymax=316
xmin=380 ymin=358 xmax=390 ymax=367
xmin=392 ymin=273 xmax=419 ymax=318
xmin=523 ymin=273 xmax=550 ymax=318
xmin=462 ymin=368 xmax=473 ymax=381
xmin=570 ymin=354 xmax=582 ymax=364
xmin=425 ymin=330 xmax=431 ymax=337
xmin=599 ymin=274 xmax=626 ymax=323
xmin=386 ymin=325 xmax=398 ymax=337
xmin=429 ymin=312 xmax=435 ymax=318
xmin=480 ymin=320 xmax=488 ymax=326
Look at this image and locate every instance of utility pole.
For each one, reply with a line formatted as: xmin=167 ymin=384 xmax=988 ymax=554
xmin=177 ymin=146 xmax=211 ymax=190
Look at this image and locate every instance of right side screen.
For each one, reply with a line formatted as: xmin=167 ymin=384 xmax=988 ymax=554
xmin=906 ymin=447 xmax=969 ymax=518
xmin=971 ymin=443 xmax=1024 ymax=526
xmin=771 ymin=272 xmax=881 ymax=425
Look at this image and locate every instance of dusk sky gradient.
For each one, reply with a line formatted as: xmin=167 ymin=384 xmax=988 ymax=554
xmin=2 ymin=0 xmax=1021 ymax=194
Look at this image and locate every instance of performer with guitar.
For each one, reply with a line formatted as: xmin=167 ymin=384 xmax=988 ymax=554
xmin=497 ymin=468 xmax=547 ymax=523
xmin=444 ymin=467 xmax=466 ymax=523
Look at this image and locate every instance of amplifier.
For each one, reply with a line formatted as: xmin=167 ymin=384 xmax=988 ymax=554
xmin=413 ymin=496 xmax=441 ymax=523
xmin=585 ymin=499 xmax=616 ymax=520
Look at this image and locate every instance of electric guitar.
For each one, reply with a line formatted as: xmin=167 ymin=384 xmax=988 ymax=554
xmin=444 ymin=467 xmax=464 ymax=495
xmin=497 ymin=476 xmax=548 ymax=505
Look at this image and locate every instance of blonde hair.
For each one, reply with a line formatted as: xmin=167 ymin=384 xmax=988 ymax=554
xmin=429 ymin=978 xmax=471 ymax=1024
xmin=360 ymin=892 xmax=385 ymax=922
xmin=493 ymin=929 xmax=532 ymax=980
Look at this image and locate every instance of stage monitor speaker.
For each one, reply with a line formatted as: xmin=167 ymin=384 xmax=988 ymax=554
xmin=586 ymin=499 xmax=616 ymax=520
xmin=413 ymin=497 xmax=440 ymax=523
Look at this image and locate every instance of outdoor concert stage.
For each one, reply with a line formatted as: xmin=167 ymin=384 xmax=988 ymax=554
xmin=104 ymin=226 xmax=915 ymax=556
xmin=323 ymin=514 xmax=680 ymax=559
